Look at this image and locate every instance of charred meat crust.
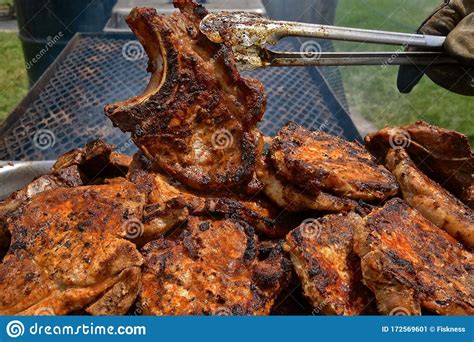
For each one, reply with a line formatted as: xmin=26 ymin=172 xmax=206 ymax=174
xmin=256 ymin=151 xmax=358 ymax=212
xmin=127 ymin=153 xmax=283 ymax=238
xmin=253 ymin=240 xmax=292 ymax=290
xmin=86 ymin=266 xmax=142 ymax=316
xmin=104 ymin=2 xmax=266 ymax=191
xmin=365 ymin=120 xmax=474 ymax=208
xmin=271 ymin=122 xmax=399 ymax=202
xmin=0 ymin=162 xmax=88 ymax=260
xmin=139 ymin=216 xmax=290 ymax=315
xmin=385 ymin=148 xmax=474 ymax=248
xmin=191 ymin=197 xmax=278 ymax=237
xmin=284 ymin=212 xmax=373 ymax=315
xmin=141 ymin=195 xmax=282 ymax=240
xmin=353 ymin=198 xmax=474 ymax=315
xmin=0 ymin=181 xmax=146 ymax=315
xmin=0 ymin=153 xmax=95 ymax=260
xmin=52 ymin=139 xmax=132 ymax=181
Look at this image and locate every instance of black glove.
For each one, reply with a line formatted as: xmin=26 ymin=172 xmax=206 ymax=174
xmin=397 ymin=0 xmax=474 ymax=96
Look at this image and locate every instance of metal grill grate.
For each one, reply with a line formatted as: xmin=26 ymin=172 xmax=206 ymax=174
xmin=0 ymin=33 xmax=360 ymax=161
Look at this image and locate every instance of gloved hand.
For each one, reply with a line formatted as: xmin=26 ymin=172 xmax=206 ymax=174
xmin=397 ymin=0 xmax=474 ymax=96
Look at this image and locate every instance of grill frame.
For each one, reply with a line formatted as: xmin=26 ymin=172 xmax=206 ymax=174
xmin=0 ymin=32 xmax=360 ymax=161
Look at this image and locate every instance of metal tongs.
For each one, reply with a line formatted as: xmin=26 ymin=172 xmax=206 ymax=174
xmin=199 ymin=12 xmax=459 ymax=70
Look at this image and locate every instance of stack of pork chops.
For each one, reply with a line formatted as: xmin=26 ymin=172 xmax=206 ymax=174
xmin=0 ymin=0 xmax=472 ymax=316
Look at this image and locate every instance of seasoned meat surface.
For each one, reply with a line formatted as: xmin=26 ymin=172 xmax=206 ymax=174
xmin=271 ymin=122 xmax=398 ymax=202
xmin=128 ymin=153 xmax=285 ymax=239
xmin=0 ymin=165 xmax=85 ymax=260
xmin=105 ymin=0 xmax=266 ymax=191
xmin=284 ymin=212 xmax=373 ymax=315
xmin=353 ymin=198 xmax=474 ymax=315
xmin=5 ymin=0 xmax=473 ymax=318
xmin=386 ymin=148 xmax=474 ymax=247
xmin=52 ymin=139 xmax=132 ymax=181
xmin=0 ymin=180 xmax=146 ymax=315
xmin=256 ymin=149 xmax=357 ymax=212
xmin=139 ymin=216 xmax=291 ymax=315
xmin=365 ymin=121 xmax=474 ymax=208
xmin=0 ymin=139 xmax=133 ymax=259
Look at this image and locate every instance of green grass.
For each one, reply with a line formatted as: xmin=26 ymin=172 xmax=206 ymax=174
xmin=335 ymin=0 xmax=474 ymax=143
xmin=0 ymin=32 xmax=28 ymax=122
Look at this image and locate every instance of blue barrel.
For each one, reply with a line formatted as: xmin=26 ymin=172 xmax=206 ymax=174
xmin=15 ymin=0 xmax=117 ymax=86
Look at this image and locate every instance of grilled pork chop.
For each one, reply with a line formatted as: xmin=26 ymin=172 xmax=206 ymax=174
xmin=365 ymin=121 xmax=474 ymax=208
xmin=386 ymin=148 xmax=474 ymax=248
xmin=0 ymin=164 xmax=84 ymax=260
xmin=128 ymin=153 xmax=286 ymax=239
xmin=139 ymin=216 xmax=291 ymax=315
xmin=0 ymin=140 xmax=133 ymax=259
xmin=271 ymin=122 xmax=399 ymax=202
xmin=284 ymin=212 xmax=373 ymax=315
xmin=105 ymin=0 xmax=266 ymax=191
xmin=354 ymin=198 xmax=474 ymax=315
xmin=0 ymin=180 xmax=146 ymax=315
xmin=257 ymin=148 xmax=357 ymax=212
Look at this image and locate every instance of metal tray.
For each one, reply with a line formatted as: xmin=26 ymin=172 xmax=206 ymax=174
xmin=0 ymin=161 xmax=54 ymax=200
